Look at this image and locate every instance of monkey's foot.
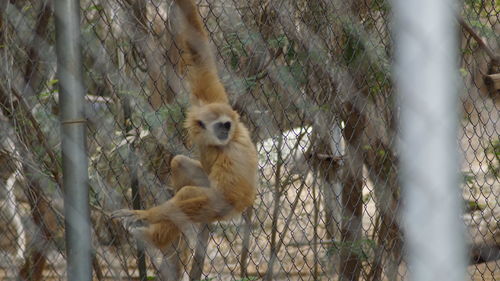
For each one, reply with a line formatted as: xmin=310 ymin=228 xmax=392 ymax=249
xmin=110 ymin=209 xmax=149 ymax=230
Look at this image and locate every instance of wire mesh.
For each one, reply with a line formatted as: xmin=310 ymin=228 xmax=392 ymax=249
xmin=0 ymin=0 xmax=498 ymax=280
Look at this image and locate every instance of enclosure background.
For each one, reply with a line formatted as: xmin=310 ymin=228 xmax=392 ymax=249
xmin=0 ymin=0 xmax=499 ymax=280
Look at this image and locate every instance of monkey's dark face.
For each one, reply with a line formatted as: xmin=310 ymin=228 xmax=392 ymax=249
xmin=196 ymin=115 xmax=233 ymax=145
xmin=211 ymin=119 xmax=232 ymax=140
xmin=186 ymin=103 xmax=239 ymax=147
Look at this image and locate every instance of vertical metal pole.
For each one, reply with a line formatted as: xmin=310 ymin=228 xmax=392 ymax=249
xmin=54 ymin=0 xmax=92 ymax=280
xmin=393 ymin=0 xmax=467 ymax=281
xmin=122 ymin=97 xmax=148 ymax=281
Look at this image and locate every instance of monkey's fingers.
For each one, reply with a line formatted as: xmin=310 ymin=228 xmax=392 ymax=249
xmin=123 ymin=216 xmax=149 ymax=230
xmin=109 ymin=209 xmax=136 ymax=219
xmin=110 ymin=209 xmax=149 ymax=229
xmin=129 ymin=226 xmax=149 ymax=238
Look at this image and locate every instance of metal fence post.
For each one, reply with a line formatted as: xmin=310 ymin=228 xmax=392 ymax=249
xmin=393 ymin=0 xmax=467 ymax=281
xmin=54 ymin=0 xmax=92 ymax=280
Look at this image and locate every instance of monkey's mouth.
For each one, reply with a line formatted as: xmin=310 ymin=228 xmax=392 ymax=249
xmin=216 ymin=130 xmax=229 ymax=140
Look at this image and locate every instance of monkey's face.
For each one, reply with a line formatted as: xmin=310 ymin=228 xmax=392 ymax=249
xmin=186 ymin=103 xmax=239 ymax=147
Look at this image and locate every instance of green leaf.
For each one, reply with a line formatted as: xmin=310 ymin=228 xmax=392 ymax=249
xmin=462 ymin=172 xmax=475 ymax=185
xmin=459 ymin=68 xmax=468 ymax=77
xmin=236 ymin=277 xmax=258 ymax=281
xmin=85 ymin=4 xmax=104 ymax=12
xmin=268 ymin=34 xmax=288 ymax=49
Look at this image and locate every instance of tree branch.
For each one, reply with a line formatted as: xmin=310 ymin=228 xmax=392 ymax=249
xmin=458 ymin=16 xmax=500 ymax=65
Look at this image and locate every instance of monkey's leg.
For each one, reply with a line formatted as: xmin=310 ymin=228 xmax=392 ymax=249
xmin=128 ymin=221 xmax=182 ymax=250
xmin=112 ymin=185 xmax=235 ymax=252
xmin=168 ymin=155 xmax=210 ymax=274
xmin=111 ymin=158 xmax=209 ymax=251
xmin=170 ymin=155 xmax=209 ymax=192
xmin=171 ymin=186 xmax=232 ymax=222
xmin=114 ymin=185 xmax=232 ymax=226
xmin=169 ymin=158 xmax=212 ymax=279
xmin=110 ymin=153 xmax=206 ymax=218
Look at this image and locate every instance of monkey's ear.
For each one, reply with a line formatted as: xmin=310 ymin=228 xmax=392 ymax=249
xmin=196 ymin=120 xmax=206 ymax=129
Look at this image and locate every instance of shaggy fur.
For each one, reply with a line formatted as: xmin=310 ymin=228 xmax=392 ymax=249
xmin=112 ymin=0 xmax=258 ymax=250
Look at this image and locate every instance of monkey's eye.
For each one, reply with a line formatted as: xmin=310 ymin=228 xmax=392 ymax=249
xmin=197 ymin=120 xmax=206 ymax=129
xmin=223 ymin=121 xmax=231 ymax=130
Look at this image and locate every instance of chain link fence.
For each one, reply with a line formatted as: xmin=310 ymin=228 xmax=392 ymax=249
xmin=0 ymin=0 xmax=498 ymax=280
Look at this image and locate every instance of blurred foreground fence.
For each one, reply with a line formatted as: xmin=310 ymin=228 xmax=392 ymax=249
xmin=0 ymin=0 xmax=499 ymax=280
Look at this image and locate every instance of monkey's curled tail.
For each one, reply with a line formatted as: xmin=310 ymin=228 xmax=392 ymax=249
xmin=173 ymin=0 xmax=228 ymax=105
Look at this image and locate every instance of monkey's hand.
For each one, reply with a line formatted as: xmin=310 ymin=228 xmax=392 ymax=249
xmin=110 ymin=209 xmax=149 ymax=230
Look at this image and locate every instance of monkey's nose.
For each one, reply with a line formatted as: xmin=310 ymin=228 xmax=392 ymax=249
xmin=216 ymin=129 xmax=229 ymax=140
xmin=215 ymin=121 xmax=231 ymax=141
xmin=215 ymin=121 xmax=231 ymax=140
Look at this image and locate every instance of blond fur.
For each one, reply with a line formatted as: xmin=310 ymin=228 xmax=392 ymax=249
xmin=174 ymin=0 xmax=228 ymax=105
xmin=112 ymin=0 xmax=258 ymax=250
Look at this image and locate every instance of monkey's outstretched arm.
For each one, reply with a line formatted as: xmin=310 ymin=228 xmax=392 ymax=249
xmin=173 ymin=0 xmax=228 ymax=105
xmin=173 ymin=0 xmax=207 ymax=40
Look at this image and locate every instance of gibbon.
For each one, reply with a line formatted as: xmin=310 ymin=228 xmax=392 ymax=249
xmin=112 ymin=0 xmax=258 ymax=250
